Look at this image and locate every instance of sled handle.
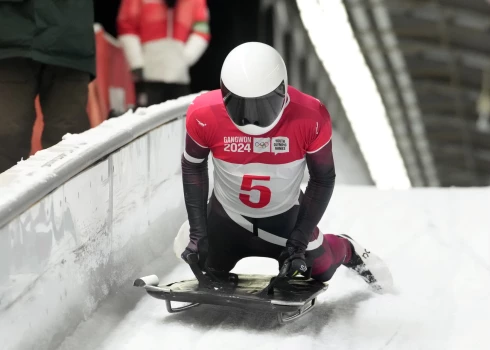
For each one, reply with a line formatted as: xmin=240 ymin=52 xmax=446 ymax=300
xmin=185 ymin=253 xmax=238 ymax=289
xmin=186 ymin=253 xmax=211 ymax=287
xmin=265 ymin=261 xmax=313 ymax=295
xmin=265 ymin=261 xmax=290 ymax=295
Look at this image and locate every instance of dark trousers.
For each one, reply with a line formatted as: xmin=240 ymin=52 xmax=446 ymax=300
xmin=202 ymin=193 xmax=350 ymax=282
xmin=0 ymin=58 xmax=90 ymax=173
xmin=135 ymin=81 xmax=191 ymax=108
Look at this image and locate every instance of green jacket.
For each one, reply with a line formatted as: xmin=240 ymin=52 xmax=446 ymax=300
xmin=0 ymin=0 xmax=95 ymax=77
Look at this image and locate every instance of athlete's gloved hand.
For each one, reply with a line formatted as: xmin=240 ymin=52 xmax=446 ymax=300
xmin=180 ymin=246 xmax=196 ymax=264
xmin=181 ymin=236 xmax=200 ymax=263
xmin=181 ymin=237 xmax=207 ymax=270
xmin=278 ymin=244 xmax=308 ymax=278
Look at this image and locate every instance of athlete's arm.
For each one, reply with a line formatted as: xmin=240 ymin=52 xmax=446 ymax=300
xmin=288 ymin=141 xmax=336 ymax=251
xmin=287 ymin=102 xmax=335 ymax=252
xmin=182 ymin=133 xmax=210 ymax=253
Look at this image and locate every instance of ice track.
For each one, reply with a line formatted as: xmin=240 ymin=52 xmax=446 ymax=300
xmin=57 ymin=186 xmax=490 ymax=350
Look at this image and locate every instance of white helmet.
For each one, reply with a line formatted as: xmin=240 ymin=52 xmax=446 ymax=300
xmin=220 ymin=42 xmax=290 ymax=135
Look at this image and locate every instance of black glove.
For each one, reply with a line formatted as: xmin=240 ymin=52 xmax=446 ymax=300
xmin=181 ymin=235 xmax=200 ymax=263
xmin=181 ymin=237 xmax=208 ymax=269
xmin=278 ymin=244 xmax=308 ymax=278
xmin=181 ymin=246 xmax=196 ymax=264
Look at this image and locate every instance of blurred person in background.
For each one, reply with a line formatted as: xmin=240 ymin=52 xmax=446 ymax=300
xmin=94 ymin=0 xmax=122 ymax=38
xmin=117 ymin=0 xmax=210 ymax=107
xmin=0 ymin=0 xmax=95 ymax=174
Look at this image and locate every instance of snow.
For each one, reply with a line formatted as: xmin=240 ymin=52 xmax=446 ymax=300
xmin=56 ymin=185 xmax=490 ymax=350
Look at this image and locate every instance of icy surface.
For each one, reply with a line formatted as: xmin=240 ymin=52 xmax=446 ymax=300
xmin=57 ymin=185 xmax=490 ymax=350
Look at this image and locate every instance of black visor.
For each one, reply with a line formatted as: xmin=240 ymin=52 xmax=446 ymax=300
xmin=221 ymin=80 xmax=286 ymax=128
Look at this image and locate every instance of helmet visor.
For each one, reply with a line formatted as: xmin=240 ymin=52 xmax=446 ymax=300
xmin=221 ymin=80 xmax=286 ymax=128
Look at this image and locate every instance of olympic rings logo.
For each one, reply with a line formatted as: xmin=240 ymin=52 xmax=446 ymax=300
xmin=255 ymin=141 xmax=269 ymax=148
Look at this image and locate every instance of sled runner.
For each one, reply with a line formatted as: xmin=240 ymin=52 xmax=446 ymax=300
xmin=133 ymin=254 xmax=328 ymax=324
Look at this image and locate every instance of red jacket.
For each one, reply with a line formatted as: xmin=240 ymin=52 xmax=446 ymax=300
xmin=117 ymin=0 xmax=210 ymax=84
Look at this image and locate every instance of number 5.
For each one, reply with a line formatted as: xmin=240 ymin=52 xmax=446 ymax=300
xmin=239 ymin=175 xmax=271 ymax=209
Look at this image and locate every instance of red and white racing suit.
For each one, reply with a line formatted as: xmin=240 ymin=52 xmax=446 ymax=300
xmin=181 ymin=86 xmax=353 ymax=281
xmin=117 ymin=0 xmax=210 ymax=84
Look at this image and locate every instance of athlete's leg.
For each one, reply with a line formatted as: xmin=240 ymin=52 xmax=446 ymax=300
xmin=310 ymin=232 xmax=394 ymax=291
xmin=338 ymin=234 xmax=394 ymax=291
xmin=205 ymin=194 xmax=257 ymax=272
xmin=206 ymin=193 xmax=299 ymax=271
xmin=173 ymin=195 xmax=246 ymax=271
xmin=175 ymin=193 xmax=284 ymax=272
xmin=310 ymin=231 xmax=353 ymax=282
xmin=220 ymin=202 xmax=324 ymax=268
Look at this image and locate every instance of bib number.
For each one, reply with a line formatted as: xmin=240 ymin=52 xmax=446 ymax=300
xmin=239 ymin=175 xmax=271 ymax=209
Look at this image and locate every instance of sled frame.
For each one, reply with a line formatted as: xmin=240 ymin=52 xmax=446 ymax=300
xmin=135 ymin=254 xmax=327 ymax=324
xmin=276 ymin=298 xmax=316 ymax=324
xmin=165 ymin=300 xmax=201 ymax=313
